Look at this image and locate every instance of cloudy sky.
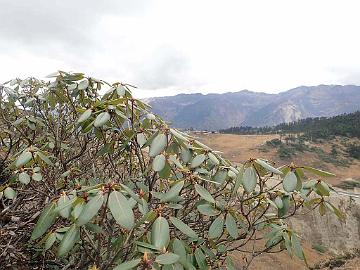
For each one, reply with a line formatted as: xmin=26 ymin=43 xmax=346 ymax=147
xmin=1 ymin=0 xmax=360 ymax=97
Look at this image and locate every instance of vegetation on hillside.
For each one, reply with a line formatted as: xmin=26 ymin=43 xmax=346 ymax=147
xmin=0 ymin=72 xmax=343 ymax=269
xmin=220 ymin=111 xmax=360 ymax=139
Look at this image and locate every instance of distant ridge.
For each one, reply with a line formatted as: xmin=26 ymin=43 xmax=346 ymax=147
xmin=147 ymin=85 xmax=360 ymax=130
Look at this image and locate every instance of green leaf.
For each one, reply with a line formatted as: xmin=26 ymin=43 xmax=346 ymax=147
xmin=161 ymin=181 xmax=184 ymax=203
xmin=278 ymin=196 xmax=290 ymax=217
xmin=108 ymin=190 xmax=135 ymax=229
xmin=16 ymin=151 xmax=32 ymax=167
xmin=170 ymin=217 xmax=198 ymax=239
xmin=44 ymin=233 xmax=56 ymax=251
xmin=57 ymin=195 xmax=72 ymax=218
xmin=190 ymin=154 xmax=206 ymax=168
xmin=302 ymin=166 xmax=335 ymax=177
xmin=57 ymin=224 xmax=79 ymax=257
xmin=194 ymin=184 xmax=215 ymax=204
xmin=77 ymin=79 xmax=89 ymax=90
xmin=243 ymin=166 xmax=257 ymax=193
xmin=156 ymin=253 xmax=180 ymax=265
xmin=208 ymin=216 xmax=224 ymax=239
xmin=77 ymin=109 xmax=92 ymax=123
xmin=116 ymin=85 xmax=126 ymax=96
xmin=225 ymin=213 xmax=238 ymax=239
xmin=172 ymin=239 xmax=187 ymax=265
xmin=4 ymin=187 xmax=16 ymax=199
xmin=37 ymin=151 xmax=53 ymax=166
xmin=214 ymin=170 xmax=227 ymax=185
xmin=315 ymin=182 xmax=330 ymax=196
xmin=94 ymin=111 xmax=111 ymax=128
xmin=136 ymin=133 xmax=147 ymax=146
xmin=149 ymin=133 xmax=167 ymax=157
xmin=31 ymin=202 xmax=58 ymax=240
xmin=291 ymin=233 xmax=305 ymax=260
xmin=19 ymin=172 xmax=30 ymax=184
xmin=32 ymin=172 xmax=43 ymax=182
xmin=283 ymin=172 xmax=297 ymax=192
xmin=120 ymin=184 xmax=142 ymax=204
xmin=76 ymin=193 xmax=104 ymax=226
xmin=208 ymin=152 xmax=219 ymax=165
xmin=181 ymin=147 xmax=192 ymax=163
xmin=274 ymin=197 xmax=283 ymax=209
xmin=151 ymin=216 xmax=170 ymax=250
xmin=226 ymin=257 xmax=236 ymax=270
xmin=114 ymin=259 xmax=141 ymax=270
xmin=194 ymin=248 xmax=207 ymax=269
xmin=153 ymin=154 xmax=166 ymax=172
xmin=197 ymin=204 xmax=219 ymax=216
xmin=255 ymin=159 xmax=283 ymax=175
xmin=170 ymin=128 xmax=189 ymax=143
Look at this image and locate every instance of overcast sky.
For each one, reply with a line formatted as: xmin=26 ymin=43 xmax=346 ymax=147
xmin=1 ymin=0 xmax=360 ymax=97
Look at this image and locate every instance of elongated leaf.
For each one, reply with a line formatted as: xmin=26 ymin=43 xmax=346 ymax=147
xmin=208 ymin=216 xmax=224 ymax=239
xmin=214 ymin=170 xmax=227 ymax=185
xmin=170 ymin=217 xmax=198 ymax=239
xmin=57 ymin=195 xmax=72 ymax=218
xmin=197 ymin=204 xmax=219 ymax=216
xmin=274 ymin=197 xmax=283 ymax=209
xmin=291 ymin=233 xmax=305 ymax=260
xmin=208 ymin=152 xmax=219 ymax=165
xmin=37 ymin=152 xmax=53 ymax=166
xmin=77 ymin=109 xmax=92 ymax=123
xmin=153 ymin=154 xmax=166 ymax=172
xmin=94 ymin=111 xmax=111 ymax=128
xmin=108 ymin=190 xmax=134 ymax=229
xmin=194 ymin=248 xmax=207 ymax=269
xmin=283 ymin=172 xmax=297 ymax=192
xmin=156 ymin=253 xmax=180 ymax=265
xmin=173 ymin=239 xmax=187 ymax=267
xmin=57 ymin=224 xmax=79 ymax=257
xmin=114 ymin=259 xmax=141 ymax=270
xmin=255 ymin=159 xmax=283 ymax=175
xmin=76 ymin=193 xmax=104 ymax=226
xmin=181 ymin=147 xmax=192 ymax=163
xmin=151 ymin=216 xmax=170 ymax=250
xmin=302 ymin=166 xmax=335 ymax=177
xmin=194 ymin=184 xmax=215 ymax=204
xmin=16 ymin=151 xmax=32 ymax=167
xmin=149 ymin=133 xmax=167 ymax=157
xmin=161 ymin=181 xmax=184 ymax=203
xmin=44 ymin=233 xmax=56 ymax=251
xmin=225 ymin=213 xmax=238 ymax=239
xmin=31 ymin=202 xmax=58 ymax=240
xmin=190 ymin=154 xmax=206 ymax=168
xmin=243 ymin=166 xmax=257 ymax=193
xmin=170 ymin=128 xmax=189 ymax=143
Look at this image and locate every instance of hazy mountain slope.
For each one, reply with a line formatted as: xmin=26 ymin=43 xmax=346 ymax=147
xmin=244 ymin=85 xmax=360 ymax=126
xmin=147 ymin=85 xmax=360 ymax=129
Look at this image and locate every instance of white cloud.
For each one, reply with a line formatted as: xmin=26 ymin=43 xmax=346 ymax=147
xmin=1 ymin=0 xmax=360 ymax=98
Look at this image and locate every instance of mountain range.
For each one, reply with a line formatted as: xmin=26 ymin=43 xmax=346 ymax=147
xmin=145 ymin=85 xmax=360 ymax=130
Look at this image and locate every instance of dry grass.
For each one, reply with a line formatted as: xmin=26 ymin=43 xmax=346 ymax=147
xmin=195 ymin=133 xmax=360 ymax=186
xmin=195 ymin=133 xmax=360 ymax=269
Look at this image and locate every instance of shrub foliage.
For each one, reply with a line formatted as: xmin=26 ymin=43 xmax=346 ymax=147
xmin=0 ymin=72 xmax=343 ymax=269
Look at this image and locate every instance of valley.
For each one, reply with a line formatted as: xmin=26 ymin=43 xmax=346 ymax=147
xmin=195 ymin=133 xmax=360 ymax=269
